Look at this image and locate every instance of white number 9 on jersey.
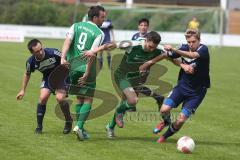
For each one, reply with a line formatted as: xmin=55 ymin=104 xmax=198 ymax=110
xmin=77 ymin=32 xmax=88 ymax=50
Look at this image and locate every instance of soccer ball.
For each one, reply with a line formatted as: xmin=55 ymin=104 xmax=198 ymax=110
xmin=176 ymin=136 xmax=195 ymax=154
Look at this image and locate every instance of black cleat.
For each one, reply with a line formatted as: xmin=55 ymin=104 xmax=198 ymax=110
xmin=63 ymin=121 xmax=72 ymax=134
xmin=35 ymin=127 xmax=42 ymax=134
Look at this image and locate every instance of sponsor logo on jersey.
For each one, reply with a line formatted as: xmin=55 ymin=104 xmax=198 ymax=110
xmin=39 ymin=57 xmax=56 ymax=70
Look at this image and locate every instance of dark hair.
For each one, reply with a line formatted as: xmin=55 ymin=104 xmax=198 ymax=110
xmin=88 ymin=5 xmax=105 ymax=21
xmin=145 ymin=31 xmax=161 ymax=45
xmin=138 ymin=18 xmax=149 ymax=26
xmin=27 ymin=39 xmax=41 ymax=52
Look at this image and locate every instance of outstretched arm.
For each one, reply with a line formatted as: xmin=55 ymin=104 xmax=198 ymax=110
xmin=164 ymin=44 xmax=200 ymax=59
xmin=139 ymin=52 xmax=168 ymax=73
xmin=16 ymin=73 xmax=31 ymax=100
xmin=84 ymin=42 xmax=117 ymax=57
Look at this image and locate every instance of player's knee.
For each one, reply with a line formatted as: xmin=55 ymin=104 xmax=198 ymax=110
xmin=160 ymin=104 xmax=171 ymax=114
xmin=39 ymin=97 xmax=48 ymax=104
xmin=55 ymin=94 xmax=65 ymax=103
xmin=127 ymin=97 xmax=138 ymax=105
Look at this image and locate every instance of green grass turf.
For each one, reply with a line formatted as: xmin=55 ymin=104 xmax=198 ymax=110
xmin=0 ymin=39 xmax=240 ymax=160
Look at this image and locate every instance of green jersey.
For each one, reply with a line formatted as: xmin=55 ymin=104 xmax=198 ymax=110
xmin=65 ymin=21 xmax=104 ymax=96
xmin=66 ymin=21 xmax=104 ymax=72
xmin=116 ymin=39 xmax=165 ymax=79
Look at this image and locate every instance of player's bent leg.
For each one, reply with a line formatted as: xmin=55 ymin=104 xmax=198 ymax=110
xmin=74 ymin=97 xmax=92 ymax=140
xmin=55 ymin=89 xmax=73 ymax=134
xmin=173 ymin=113 xmax=188 ymax=130
xmin=157 ymin=113 xmax=188 ymax=143
xmin=153 ymin=104 xmax=172 ymax=134
xmin=39 ymin=88 xmax=51 ymax=105
xmin=115 ymin=88 xmax=138 ymax=128
xmin=123 ymin=87 xmax=138 ymax=106
xmin=35 ymin=88 xmax=51 ymax=134
xmin=106 ymin=124 xmax=115 ymax=138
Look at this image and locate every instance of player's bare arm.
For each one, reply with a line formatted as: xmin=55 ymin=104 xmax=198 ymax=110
xmin=84 ymin=42 xmax=117 ymax=58
xmin=77 ymin=57 xmax=94 ymax=86
xmin=61 ymin=37 xmax=71 ymax=66
xmin=16 ymin=73 xmax=31 ymax=100
xmin=139 ymin=52 xmax=168 ymax=72
xmin=164 ymin=44 xmax=199 ymax=59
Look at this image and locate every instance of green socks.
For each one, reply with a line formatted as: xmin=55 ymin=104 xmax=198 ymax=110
xmin=75 ymin=104 xmax=82 ymax=121
xmin=109 ymin=100 xmax=136 ymax=129
xmin=77 ymin=103 xmax=91 ymax=129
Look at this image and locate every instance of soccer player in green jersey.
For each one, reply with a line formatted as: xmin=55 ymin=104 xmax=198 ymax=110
xmin=61 ymin=5 xmax=105 ymax=141
xmin=105 ymin=31 xmax=168 ymax=138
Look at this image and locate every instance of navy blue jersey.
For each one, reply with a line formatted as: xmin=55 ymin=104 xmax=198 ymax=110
xmin=169 ymin=44 xmax=210 ymax=91
xmin=25 ymin=48 xmax=61 ymax=77
xmin=100 ymin=19 xmax=113 ymax=44
xmin=131 ymin=32 xmax=148 ymax=40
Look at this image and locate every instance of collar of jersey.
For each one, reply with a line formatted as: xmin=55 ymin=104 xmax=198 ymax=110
xmin=87 ymin=21 xmax=98 ymax=27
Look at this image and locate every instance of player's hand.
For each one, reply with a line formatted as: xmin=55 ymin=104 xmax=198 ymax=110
xmin=61 ymin=58 xmax=70 ymax=68
xmin=139 ymin=63 xmax=150 ymax=73
xmin=181 ymin=64 xmax=194 ymax=74
xmin=164 ymin=45 xmax=173 ymax=51
xmin=77 ymin=74 xmax=88 ymax=86
xmin=83 ymin=51 xmax=96 ymax=58
xmin=16 ymin=90 xmax=25 ymax=100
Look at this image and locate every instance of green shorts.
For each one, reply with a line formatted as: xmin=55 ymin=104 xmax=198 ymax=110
xmin=114 ymin=70 xmax=142 ymax=91
xmin=69 ymin=70 xmax=96 ymax=97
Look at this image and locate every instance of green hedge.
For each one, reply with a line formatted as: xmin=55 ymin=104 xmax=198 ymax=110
xmin=0 ymin=0 xmax=87 ymax=26
xmin=0 ymin=1 xmax=221 ymax=33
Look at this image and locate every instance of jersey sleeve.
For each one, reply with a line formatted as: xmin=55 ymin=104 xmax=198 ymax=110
xmin=196 ymin=45 xmax=209 ymax=59
xmin=131 ymin=33 xmax=138 ymax=40
xmin=53 ymin=49 xmax=62 ymax=57
xmin=25 ymin=59 xmax=34 ymax=75
xmin=90 ymin=33 xmax=105 ymax=50
xmin=109 ymin=20 xmax=114 ymax=29
xmin=157 ymin=44 xmax=166 ymax=53
xmin=66 ymin=24 xmax=75 ymax=40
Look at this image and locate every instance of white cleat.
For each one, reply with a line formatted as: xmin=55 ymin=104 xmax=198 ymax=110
xmin=105 ymin=124 xmax=115 ymax=139
xmin=73 ymin=126 xmax=84 ymax=141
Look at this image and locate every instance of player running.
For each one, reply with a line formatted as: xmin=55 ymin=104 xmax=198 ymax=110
xmin=104 ymin=31 xmax=168 ymax=138
xmin=61 ymin=5 xmax=106 ymax=141
xmin=131 ymin=18 xmax=164 ymax=112
xmin=153 ymin=29 xmax=210 ymax=143
xmin=16 ymin=39 xmax=72 ymax=134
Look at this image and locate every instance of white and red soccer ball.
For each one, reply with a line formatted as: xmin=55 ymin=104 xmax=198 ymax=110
xmin=177 ymin=136 xmax=195 ymax=154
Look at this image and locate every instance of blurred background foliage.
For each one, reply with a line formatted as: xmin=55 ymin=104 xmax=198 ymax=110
xmin=0 ymin=0 xmax=220 ymax=33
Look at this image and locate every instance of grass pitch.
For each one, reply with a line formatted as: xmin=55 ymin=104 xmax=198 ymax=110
xmin=0 ymin=39 xmax=240 ymax=160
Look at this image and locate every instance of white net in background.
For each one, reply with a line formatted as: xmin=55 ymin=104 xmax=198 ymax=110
xmin=105 ymin=6 xmax=221 ymax=33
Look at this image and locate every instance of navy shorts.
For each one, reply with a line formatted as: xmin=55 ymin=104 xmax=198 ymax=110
xmin=40 ymin=76 xmax=68 ymax=94
xmin=163 ymin=85 xmax=207 ymax=118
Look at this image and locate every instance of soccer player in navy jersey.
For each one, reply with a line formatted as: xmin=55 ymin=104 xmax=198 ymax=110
xmin=16 ymin=39 xmax=72 ymax=134
xmin=131 ymin=18 xmax=164 ymax=112
xmin=98 ymin=11 xmax=115 ymax=69
xmin=132 ymin=18 xmax=149 ymax=41
xmin=153 ymin=29 xmax=210 ymax=143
